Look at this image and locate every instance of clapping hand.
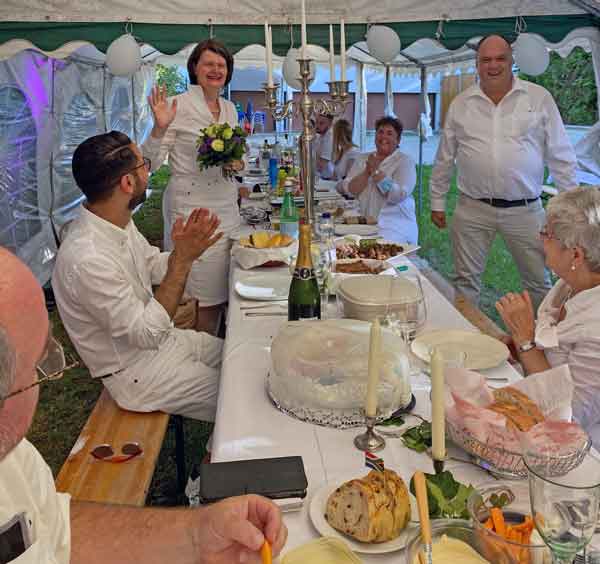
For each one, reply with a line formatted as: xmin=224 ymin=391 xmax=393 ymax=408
xmin=495 ymin=290 xmax=536 ymax=347
xmin=171 ymin=208 xmax=223 ymax=264
xmin=197 ymin=495 xmax=287 ymax=564
xmin=148 ymin=84 xmax=177 ymax=134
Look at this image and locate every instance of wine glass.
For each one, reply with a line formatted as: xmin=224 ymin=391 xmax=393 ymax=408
xmin=524 ymin=451 xmax=600 ymax=564
xmin=311 ymin=242 xmax=333 ymax=319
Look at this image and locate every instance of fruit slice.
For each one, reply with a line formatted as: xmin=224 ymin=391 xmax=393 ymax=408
xmin=249 ymin=231 xmax=270 ymax=249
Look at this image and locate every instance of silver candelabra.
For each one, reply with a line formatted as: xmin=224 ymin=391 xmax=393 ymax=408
xmin=263 ymin=58 xmax=350 ymax=229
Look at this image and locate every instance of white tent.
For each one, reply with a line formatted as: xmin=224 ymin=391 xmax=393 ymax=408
xmin=0 ymin=0 xmax=598 ymax=282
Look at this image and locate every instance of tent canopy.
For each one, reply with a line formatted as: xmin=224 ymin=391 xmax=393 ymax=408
xmin=0 ymin=0 xmax=598 ymax=56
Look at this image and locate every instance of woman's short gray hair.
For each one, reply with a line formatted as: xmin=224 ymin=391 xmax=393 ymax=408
xmin=0 ymin=326 xmax=16 ymax=408
xmin=546 ymin=186 xmax=600 ymax=272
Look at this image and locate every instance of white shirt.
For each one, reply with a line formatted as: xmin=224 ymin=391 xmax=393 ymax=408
xmin=52 ymin=205 xmax=173 ymax=378
xmin=340 ymin=149 xmax=418 ymax=244
xmin=535 ymin=280 xmax=600 ymax=433
xmin=333 ymin=146 xmax=361 ymax=181
xmin=0 ymin=439 xmax=70 ymax=564
xmin=314 ymin=128 xmax=334 ymax=179
xmin=430 ymin=78 xmax=577 ymax=211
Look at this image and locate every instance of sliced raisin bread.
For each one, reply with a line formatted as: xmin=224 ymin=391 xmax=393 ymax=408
xmin=325 ymin=469 xmax=411 ymax=543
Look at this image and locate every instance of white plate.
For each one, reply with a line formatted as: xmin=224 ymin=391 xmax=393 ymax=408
xmin=334 ymin=224 xmax=379 ymax=236
xmin=234 ymin=273 xmax=291 ymax=301
xmin=309 ymin=478 xmax=417 ymax=554
xmin=411 ymin=329 xmax=510 ymax=370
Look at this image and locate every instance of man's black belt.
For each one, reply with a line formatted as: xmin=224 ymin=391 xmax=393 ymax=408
xmin=477 ymin=197 xmax=539 ymax=208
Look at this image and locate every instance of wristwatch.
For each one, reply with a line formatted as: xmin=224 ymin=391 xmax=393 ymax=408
xmin=517 ymin=341 xmax=536 ymax=353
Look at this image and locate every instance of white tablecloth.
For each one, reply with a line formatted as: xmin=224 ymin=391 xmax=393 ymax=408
xmin=212 ymin=252 xmax=520 ymax=561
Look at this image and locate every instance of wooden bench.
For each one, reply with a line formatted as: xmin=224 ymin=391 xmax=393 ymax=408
xmin=55 ymin=389 xmax=184 ymax=506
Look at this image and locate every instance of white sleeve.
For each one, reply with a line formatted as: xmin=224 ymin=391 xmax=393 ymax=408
xmin=542 ymin=92 xmax=578 ymax=191
xmin=376 ymin=156 xmax=417 ymax=204
xmin=338 ymin=155 xmax=365 ymax=196
xmin=429 ymin=102 xmax=457 ymax=211
xmin=70 ymin=257 xmax=172 ymax=351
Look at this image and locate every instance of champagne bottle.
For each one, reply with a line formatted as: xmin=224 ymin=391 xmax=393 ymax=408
xmin=288 ymin=223 xmax=321 ymax=321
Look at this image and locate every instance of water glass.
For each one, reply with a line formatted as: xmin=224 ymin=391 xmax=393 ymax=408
xmin=525 ymin=451 xmax=600 ymax=563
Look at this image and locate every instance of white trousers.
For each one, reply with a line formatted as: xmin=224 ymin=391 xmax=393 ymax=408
xmin=103 ymin=328 xmax=223 ymax=421
xmin=450 ymin=194 xmax=551 ymax=310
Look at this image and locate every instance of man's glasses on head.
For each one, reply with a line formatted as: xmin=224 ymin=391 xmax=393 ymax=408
xmin=1 ymin=336 xmax=79 ymax=401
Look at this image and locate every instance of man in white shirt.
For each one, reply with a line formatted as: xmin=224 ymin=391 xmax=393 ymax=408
xmin=0 ymin=247 xmax=287 ymax=564
xmin=314 ymin=113 xmax=334 ymax=179
xmin=52 ymin=131 xmax=224 ymax=421
xmin=430 ymin=35 xmax=577 ymax=309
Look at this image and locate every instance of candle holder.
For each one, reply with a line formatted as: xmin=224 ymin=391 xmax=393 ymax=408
xmin=263 ymin=59 xmax=351 ymax=232
xmin=426 ymin=447 xmax=448 ymax=474
xmin=354 ymin=415 xmax=386 ymax=452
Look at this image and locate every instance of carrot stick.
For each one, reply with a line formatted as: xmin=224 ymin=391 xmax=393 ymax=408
xmin=483 ymin=517 xmax=494 ymax=530
xmin=261 ymin=541 xmax=272 ymax=564
xmin=491 ymin=507 xmax=506 ymax=536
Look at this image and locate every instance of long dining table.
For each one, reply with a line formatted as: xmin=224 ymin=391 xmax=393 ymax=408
xmin=211 ymin=236 xmax=522 ymax=561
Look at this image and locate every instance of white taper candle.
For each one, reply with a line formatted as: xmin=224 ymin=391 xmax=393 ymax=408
xmin=329 ymin=24 xmax=335 ymax=82
xmin=301 ymin=0 xmax=307 ymax=59
xmin=340 ymin=18 xmax=346 ymax=82
xmin=265 ymin=21 xmax=273 ymax=87
xmin=365 ymin=317 xmax=382 ymax=417
xmin=430 ymin=347 xmax=446 ymax=460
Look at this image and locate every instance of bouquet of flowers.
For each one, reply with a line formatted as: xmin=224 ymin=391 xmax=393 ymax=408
xmin=196 ymin=122 xmax=247 ymax=178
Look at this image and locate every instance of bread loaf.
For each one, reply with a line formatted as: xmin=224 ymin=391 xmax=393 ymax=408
xmin=488 ymin=386 xmax=545 ymax=432
xmin=325 ymin=469 xmax=411 ymax=543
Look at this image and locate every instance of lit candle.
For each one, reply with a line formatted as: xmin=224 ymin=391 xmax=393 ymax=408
xmin=265 ymin=21 xmax=273 ymax=87
xmin=301 ymin=0 xmax=307 ymax=59
xmin=340 ymin=18 xmax=346 ymax=82
xmin=430 ymin=347 xmax=445 ymax=461
xmin=365 ymin=318 xmax=382 ymax=417
xmin=329 ymin=24 xmax=335 ymax=82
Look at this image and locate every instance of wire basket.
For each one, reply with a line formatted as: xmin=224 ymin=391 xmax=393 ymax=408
xmin=446 ymin=419 xmax=591 ymax=479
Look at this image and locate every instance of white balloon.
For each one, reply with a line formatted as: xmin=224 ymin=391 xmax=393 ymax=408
xmin=282 ymin=47 xmax=316 ymax=90
xmin=106 ymin=34 xmax=142 ymax=76
xmin=366 ymin=25 xmax=401 ymax=64
xmin=513 ymin=33 xmax=549 ymax=76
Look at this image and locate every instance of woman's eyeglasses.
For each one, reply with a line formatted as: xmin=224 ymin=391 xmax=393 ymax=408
xmin=1 ymin=336 xmax=79 ymax=401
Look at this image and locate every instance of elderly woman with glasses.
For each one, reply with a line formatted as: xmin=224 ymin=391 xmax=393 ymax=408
xmin=338 ymin=116 xmax=418 ymax=244
xmin=496 ymin=186 xmax=600 ymax=441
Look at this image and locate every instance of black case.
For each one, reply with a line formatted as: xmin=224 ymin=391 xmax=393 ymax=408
xmin=198 ymin=456 xmax=308 ymax=503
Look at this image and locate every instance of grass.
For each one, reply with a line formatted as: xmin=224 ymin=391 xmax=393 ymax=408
xmin=29 ymin=163 xmax=525 ymax=504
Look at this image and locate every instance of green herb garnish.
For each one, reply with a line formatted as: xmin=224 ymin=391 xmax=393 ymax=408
xmin=409 ymin=470 xmax=475 ymax=519
xmin=401 ymin=421 xmax=432 ymax=452
xmin=488 ymin=492 xmax=511 ymax=509
xmin=377 ymin=415 xmax=406 ymax=427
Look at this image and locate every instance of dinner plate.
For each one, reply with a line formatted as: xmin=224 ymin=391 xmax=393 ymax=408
xmin=411 ymin=329 xmax=510 ymax=370
xmin=334 ymin=224 xmax=379 ymax=236
xmin=309 ymin=478 xmax=417 ymax=554
xmin=234 ymin=273 xmax=291 ymax=301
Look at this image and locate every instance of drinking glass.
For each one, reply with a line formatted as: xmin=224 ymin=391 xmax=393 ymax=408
xmin=524 ymin=451 xmax=600 ymax=564
xmin=311 ymin=242 xmax=333 ymax=319
xmin=385 ymin=274 xmax=427 ymax=343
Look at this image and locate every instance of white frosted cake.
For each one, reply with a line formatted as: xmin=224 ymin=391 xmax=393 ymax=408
xmin=269 ymin=319 xmax=412 ymax=427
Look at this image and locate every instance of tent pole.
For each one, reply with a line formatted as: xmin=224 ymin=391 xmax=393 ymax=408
xmin=417 ymin=65 xmax=426 ymax=223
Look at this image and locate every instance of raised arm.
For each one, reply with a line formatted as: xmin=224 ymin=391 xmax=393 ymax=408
xmin=141 ymin=85 xmax=178 ymax=171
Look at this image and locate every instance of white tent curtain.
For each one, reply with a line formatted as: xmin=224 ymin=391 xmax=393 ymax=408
xmin=352 ymin=61 xmax=367 ymax=151
xmin=384 ymin=65 xmax=396 ymax=118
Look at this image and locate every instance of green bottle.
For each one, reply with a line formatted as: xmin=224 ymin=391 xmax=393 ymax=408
xmin=288 ymin=223 xmax=321 ymax=321
xmin=280 ymin=185 xmax=299 ymax=240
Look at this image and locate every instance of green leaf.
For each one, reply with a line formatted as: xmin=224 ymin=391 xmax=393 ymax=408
xmin=378 ymin=415 xmax=405 ymax=427
xmin=409 ymin=470 xmax=474 ymax=519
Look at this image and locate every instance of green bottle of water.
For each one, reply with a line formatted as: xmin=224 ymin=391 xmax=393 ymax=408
xmin=280 ymin=185 xmax=299 ymax=240
xmin=288 ymin=222 xmax=321 ymax=321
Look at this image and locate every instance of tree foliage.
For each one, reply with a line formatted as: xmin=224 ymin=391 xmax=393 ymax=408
xmin=519 ymin=47 xmax=597 ymax=126
xmin=155 ymin=63 xmax=187 ymax=97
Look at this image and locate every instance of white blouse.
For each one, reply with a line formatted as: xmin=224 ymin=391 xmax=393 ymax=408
xmin=535 ymin=280 xmax=600 ymax=436
xmin=333 ymin=146 xmax=361 ymax=181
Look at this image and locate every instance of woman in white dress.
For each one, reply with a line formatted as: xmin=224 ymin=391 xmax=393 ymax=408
xmin=332 ymin=119 xmax=360 ymax=183
xmin=339 ymin=116 xmax=418 ymax=244
xmin=143 ymin=39 xmax=245 ymax=333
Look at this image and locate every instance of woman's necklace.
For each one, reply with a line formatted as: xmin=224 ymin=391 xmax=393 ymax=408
xmin=207 ymin=100 xmax=220 ymax=121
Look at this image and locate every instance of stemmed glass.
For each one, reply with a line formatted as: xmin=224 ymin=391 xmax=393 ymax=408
xmin=382 ymin=274 xmax=427 ymax=371
xmin=524 ymin=451 xmax=600 ymax=563
xmin=311 ymin=241 xmax=334 ymax=319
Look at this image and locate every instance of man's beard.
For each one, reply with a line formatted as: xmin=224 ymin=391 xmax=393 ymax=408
xmin=128 ymin=175 xmax=148 ymax=210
